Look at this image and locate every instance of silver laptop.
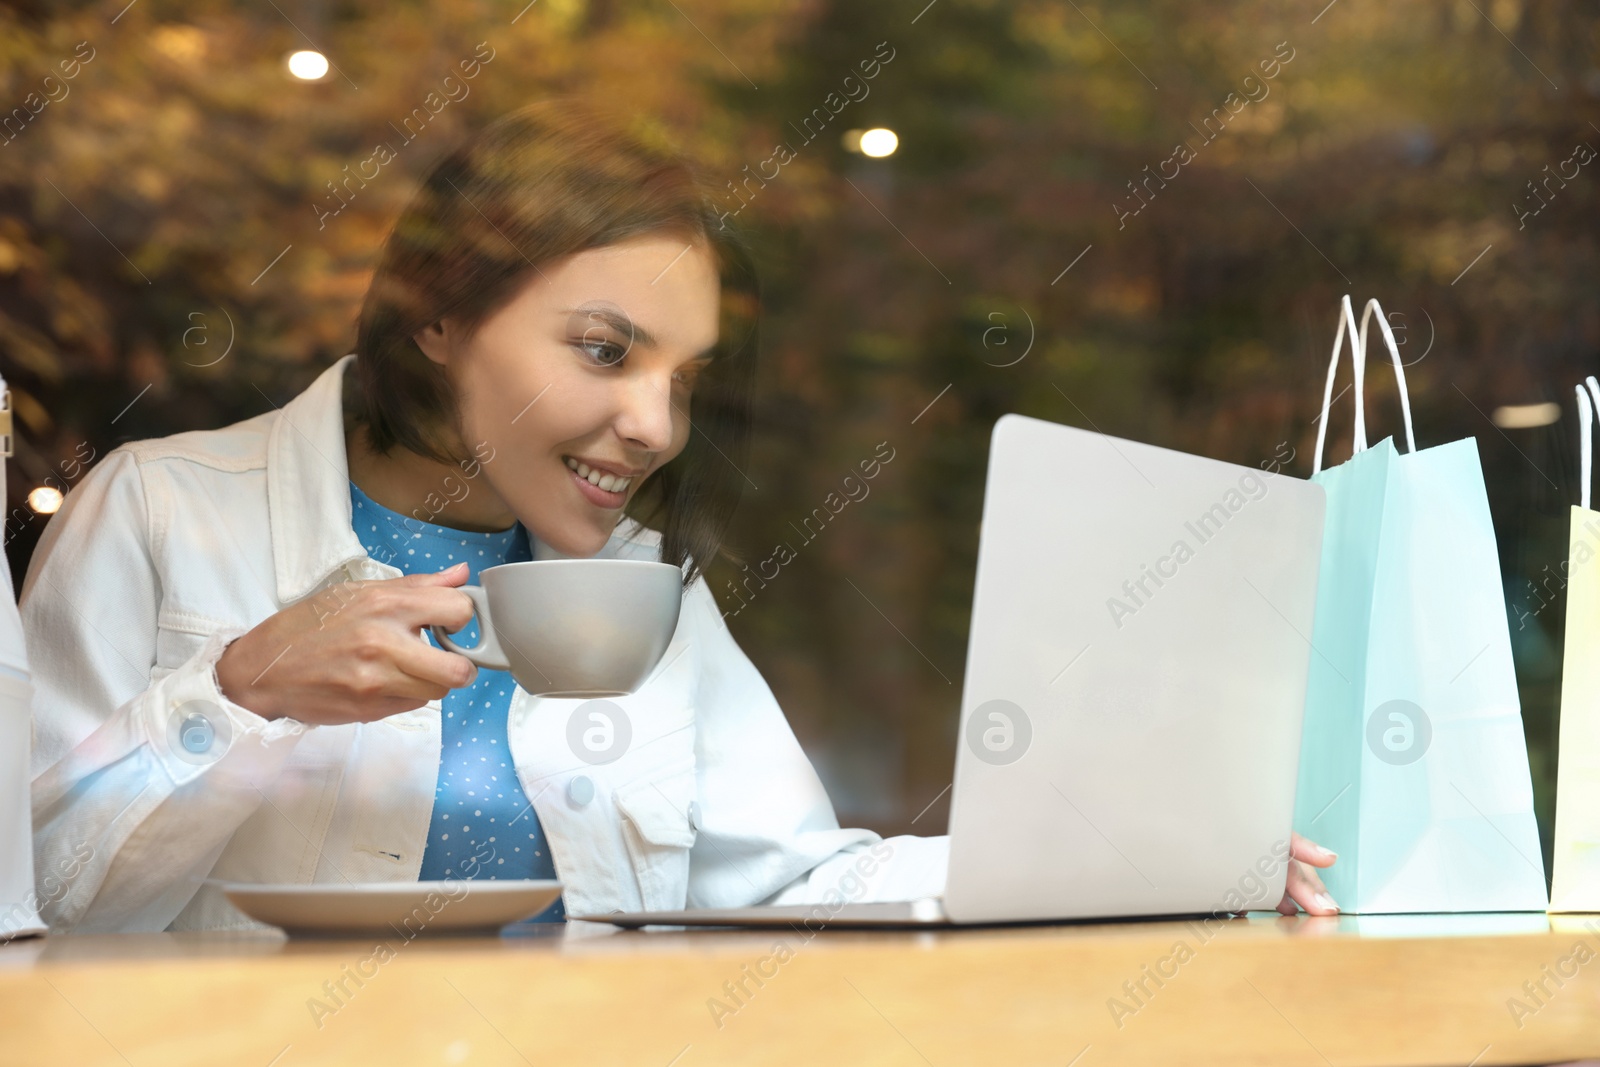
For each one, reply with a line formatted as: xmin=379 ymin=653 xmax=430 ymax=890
xmin=583 ymin=414 xmax=1326 ymax=928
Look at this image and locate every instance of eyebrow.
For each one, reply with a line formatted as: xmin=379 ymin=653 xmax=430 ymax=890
xmin=564 ymin=305 xmax=718 ymax=359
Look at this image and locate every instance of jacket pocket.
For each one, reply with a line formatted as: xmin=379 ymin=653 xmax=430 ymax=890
xmin=153 ymin=626 xmax=206 ymax=681
xmin=154 ymin=609 xmax=232 ymax=679
xmin=219 ymin=761 xmax=345 ymax=884
xmin=613 ymin=756 xmax=698 ymax=911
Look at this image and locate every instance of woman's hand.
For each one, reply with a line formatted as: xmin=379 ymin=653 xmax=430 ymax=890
xmin=1276 ymin=831 xmax=1339 ymax=916
xmin=215 ymin=561 xmax=479 ymax=725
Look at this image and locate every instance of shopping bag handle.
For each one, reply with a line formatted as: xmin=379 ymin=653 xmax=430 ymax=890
xmin=1311 ymin=295 xmax=1418 ymax=475
xmin=1579 ymin=375 xmax=1600 ymax=510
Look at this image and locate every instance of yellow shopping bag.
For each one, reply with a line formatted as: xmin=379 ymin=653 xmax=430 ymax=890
xmin=1551 ymin=376 xmax=1600 ymax=912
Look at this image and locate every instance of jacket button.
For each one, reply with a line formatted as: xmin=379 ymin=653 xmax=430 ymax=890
xmin=687 ymin=800 xmax=701 ymax=832
xmin=179 ymin=712 xmax=214 ymax=754
xmin=170 ymin=699 xmax=230 ymax=764
xmin=567 ymin=775 xmax=594 ymax=808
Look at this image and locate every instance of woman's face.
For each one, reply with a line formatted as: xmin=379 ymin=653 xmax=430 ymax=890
xmin=413 ymin=231 xmax=721 ymax=557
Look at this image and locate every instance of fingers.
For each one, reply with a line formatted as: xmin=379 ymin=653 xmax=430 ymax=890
xmin=395 ymin=637 xmax=479 ymax=691
xmin=341 ymin=565 xmax=478 ymax=636
xmin=388 ymin=585 xmax=478 ymax=634
xmin=1282 ymin=857 xmax=1340 ymax=915
xmin=1290 ymin=831 xmax=1338 ymax=869
xmin=315 ymin=635 xmax=474 ymax=725
xmin=395 ymin=561 xmax=470 ymax=586
xmin=1276 ymin=835 xmax=1340 ymax=915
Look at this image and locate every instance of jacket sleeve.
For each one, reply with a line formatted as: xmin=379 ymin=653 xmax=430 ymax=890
xmin=681 ymin=575 xmax=949 ymax=909
xmin=21 ymin=446 xmax=307 ymax=933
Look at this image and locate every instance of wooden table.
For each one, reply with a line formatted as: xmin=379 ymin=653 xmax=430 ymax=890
xmin=2 ymin=912 xmax=1598 ymax=1066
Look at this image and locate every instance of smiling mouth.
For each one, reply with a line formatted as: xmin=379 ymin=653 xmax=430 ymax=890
xmin=563 ymin=456 xmax=635 ymax=494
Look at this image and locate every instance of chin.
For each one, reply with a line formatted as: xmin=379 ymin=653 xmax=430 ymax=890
xmin=535 ymin=523 xmax=614 ymax=559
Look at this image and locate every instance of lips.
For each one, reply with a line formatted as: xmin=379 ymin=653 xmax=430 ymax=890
xmin=563 ymin=457 xmax=632 ymax=510
xmin=563 ymin=456 xmax=636 ymax=494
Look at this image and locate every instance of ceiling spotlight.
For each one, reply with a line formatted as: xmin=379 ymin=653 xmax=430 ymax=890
xmin=1491 ymin=402 xmax=1561 ymax=429
xmin=287 ymin=50 xmax=329 ymax=81
xmin=859 ymin=128 xmax=899 ymax=158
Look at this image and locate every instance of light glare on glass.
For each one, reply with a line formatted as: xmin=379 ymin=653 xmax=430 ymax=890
xmin=859 ymin=128 xmax=899 ymax=158
xmin=1491 ymin=402 xmax=1560 ymax=429
xmin=287 ymin=50 xmax=330 ymax=81
xmin=28 ymin=486 xmax=63 ymax=514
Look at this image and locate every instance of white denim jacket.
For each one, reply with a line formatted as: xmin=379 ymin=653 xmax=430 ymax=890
xmin=21 ymin=354 xmax=948 ymax=933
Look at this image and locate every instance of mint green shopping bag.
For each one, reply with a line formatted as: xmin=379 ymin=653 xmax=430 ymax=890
xmin=1290 ymin=296 xmax=1547 ymax=913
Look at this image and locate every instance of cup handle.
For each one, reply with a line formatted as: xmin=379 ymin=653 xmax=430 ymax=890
xmin=429 ymin=585 xmax=511 ymax=671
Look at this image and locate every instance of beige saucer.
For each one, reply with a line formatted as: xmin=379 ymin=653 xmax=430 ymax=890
xmin=221 ymin=879 xmax=564 ymax=936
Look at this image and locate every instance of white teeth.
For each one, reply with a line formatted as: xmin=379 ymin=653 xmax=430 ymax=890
xmin=565 ymin=457 xmax=629 ymax=494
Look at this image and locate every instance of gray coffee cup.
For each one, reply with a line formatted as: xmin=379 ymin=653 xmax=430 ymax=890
xmin=429 ymin=559 xmax=683 ymax=697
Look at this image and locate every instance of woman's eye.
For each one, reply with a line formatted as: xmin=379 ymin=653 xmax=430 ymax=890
xmin=572 ymin=339 xmax=627 ymax=367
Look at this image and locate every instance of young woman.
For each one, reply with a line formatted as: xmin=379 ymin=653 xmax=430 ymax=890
xmin=21 ymin=101 xmax=1337 ymax=933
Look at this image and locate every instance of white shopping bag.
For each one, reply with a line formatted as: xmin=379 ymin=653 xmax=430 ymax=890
xmin=1550 ymin=376 xmax=1600 ymax=912
xmin=0 ymin=375 xmax=45 ymax=939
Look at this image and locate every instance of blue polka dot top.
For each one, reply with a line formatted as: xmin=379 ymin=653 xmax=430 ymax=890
xmin=349 ymin=480 xmax=564 ymax=922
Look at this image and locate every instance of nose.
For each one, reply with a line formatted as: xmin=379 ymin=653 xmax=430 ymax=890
xmin=613 ymin=369 xmax=677 ymax=455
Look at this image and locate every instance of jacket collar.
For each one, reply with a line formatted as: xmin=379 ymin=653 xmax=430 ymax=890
xmin=266 ymin=353 xmax=370 ymax=605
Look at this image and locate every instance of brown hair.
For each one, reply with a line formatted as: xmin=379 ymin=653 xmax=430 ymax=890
xmin=347 ymin=98 xmax=759 ymax=586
